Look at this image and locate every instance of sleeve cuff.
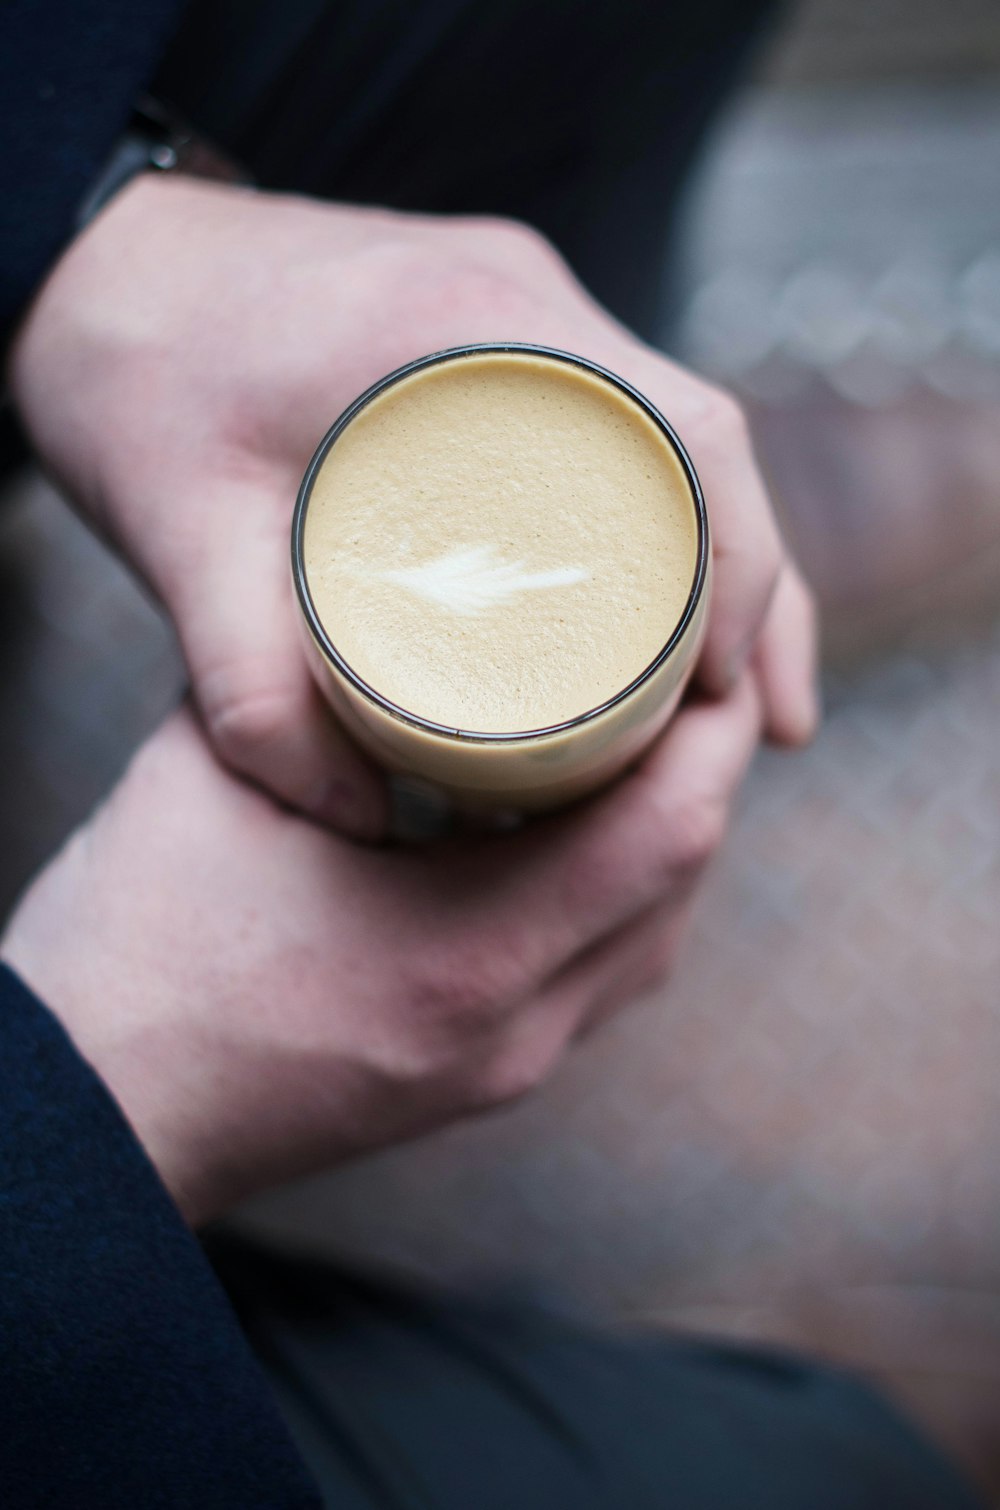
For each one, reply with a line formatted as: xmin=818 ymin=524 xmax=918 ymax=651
xmin=0 ymin=960 xmax=320 ymax=1508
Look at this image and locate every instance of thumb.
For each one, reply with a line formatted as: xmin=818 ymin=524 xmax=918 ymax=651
xmin=171 ymin=498 xmax=388 ymax=839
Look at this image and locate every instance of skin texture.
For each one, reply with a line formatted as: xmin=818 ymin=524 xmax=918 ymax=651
xmin=2 ymin=687 xmax=760 ymax=1226
xmin=2 ymin=178 xmax=816 ymax=1222
xmin=9 ymin=175 xmax=817 ymax=839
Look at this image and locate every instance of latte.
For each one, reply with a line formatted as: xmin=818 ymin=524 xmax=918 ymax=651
xmin=302 ymin=348 xmax=698 ymax=732
xmin=294 ymin=344 xmax=708 ymax=812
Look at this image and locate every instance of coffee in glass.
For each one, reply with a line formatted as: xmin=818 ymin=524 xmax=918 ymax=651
xmin=292 ymin=343 xmax=709 ymax=816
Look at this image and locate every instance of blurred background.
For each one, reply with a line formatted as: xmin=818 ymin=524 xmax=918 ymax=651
xmin=2 ymin=0 xmax=998 ymax=1496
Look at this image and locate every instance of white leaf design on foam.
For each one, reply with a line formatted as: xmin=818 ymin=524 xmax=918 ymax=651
xmin=378 ymin=545 xmax=587 ymax=615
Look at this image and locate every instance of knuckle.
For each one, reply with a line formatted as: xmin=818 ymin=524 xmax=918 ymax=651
xmin=396 ymin=216 xmax=564 ymax=331
xmin=433 ymin=260 xmax=529 ymax=327
xmin=206 ymin=683 xmax=293 ymax=766
xmin=475 ymin=1041 xmax=554 ymax=1108
xmin=687 ymin=386 xmax=750 ymax=452
xmin=664 ymin=794 xmax=727 ymax=879
xmin=714 ymin=516 xmax=785 ymax=611
xmin=472 ymin=213 xmax=556 ymax=265
xmin=412 ymin=937 xmax=518 ymax=1031
xmin=712 ymin=390 xmax=750 ymax=442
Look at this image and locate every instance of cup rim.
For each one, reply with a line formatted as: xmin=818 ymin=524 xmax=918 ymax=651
xmin=291 ymin=341 xmax=709 ymax=745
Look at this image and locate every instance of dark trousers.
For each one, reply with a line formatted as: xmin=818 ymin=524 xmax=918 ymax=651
xmin=211 ymin=1235 xmax=980 ymax=1509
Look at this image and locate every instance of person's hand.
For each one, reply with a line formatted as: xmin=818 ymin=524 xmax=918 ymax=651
xmin=9 ymin=177 xmax=817 ymax=837
xmin=1 ymin=680 xmax=759 ymax=1227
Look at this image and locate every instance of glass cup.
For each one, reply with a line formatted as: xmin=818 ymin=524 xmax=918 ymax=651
xmin=292 ymin=343 xmax=710 ymax=819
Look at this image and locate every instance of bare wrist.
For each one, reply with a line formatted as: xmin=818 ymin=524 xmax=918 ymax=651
xmin=7 ymin=173 xmax=178 ymax=524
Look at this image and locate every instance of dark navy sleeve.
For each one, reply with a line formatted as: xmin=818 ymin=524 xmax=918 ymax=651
xmin=0 ymin=962 xmax=322 ymax=1508
xmin=1 ymin=0 xmax=184 ymax=343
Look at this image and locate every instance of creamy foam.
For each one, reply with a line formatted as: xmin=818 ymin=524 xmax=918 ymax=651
xmin=302 ymin=351 xmax=699 ymax=734
xmin=376 ymin=545 xmax=588 ymax=615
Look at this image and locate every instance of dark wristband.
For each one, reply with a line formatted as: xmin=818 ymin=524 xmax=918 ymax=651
xmin=76 ymin=93 xmax=250 ymax=229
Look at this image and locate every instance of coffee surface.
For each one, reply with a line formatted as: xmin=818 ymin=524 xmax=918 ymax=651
xmin=302 ymin=351 xmax=699 ymax=733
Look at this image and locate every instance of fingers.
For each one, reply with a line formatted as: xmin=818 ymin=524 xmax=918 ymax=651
xmin=549 ymin=893 xmax=692 ymax=1040
xmin=685 ymin=399 xmax=784 ymax=688
xmin=574 ymin=897 xmax=694 ymax=1037
xmin=453 ymin=673 xmax=763 ymax=981
xmin=172 ymin=489 xmax=388 ymax=839
xmin=653 ymin=385 xmax=818 ymax=747
xmin=752 ymin=563 xmax=821 ymax=747
xmin=466 ymin=896 xmax=691 ymax=1106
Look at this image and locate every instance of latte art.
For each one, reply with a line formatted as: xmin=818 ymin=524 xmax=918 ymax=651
xmin=301 ymin=349 xmax=700 ymax=735
xmin=376 ymin=545 xmax=588 ymax=616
